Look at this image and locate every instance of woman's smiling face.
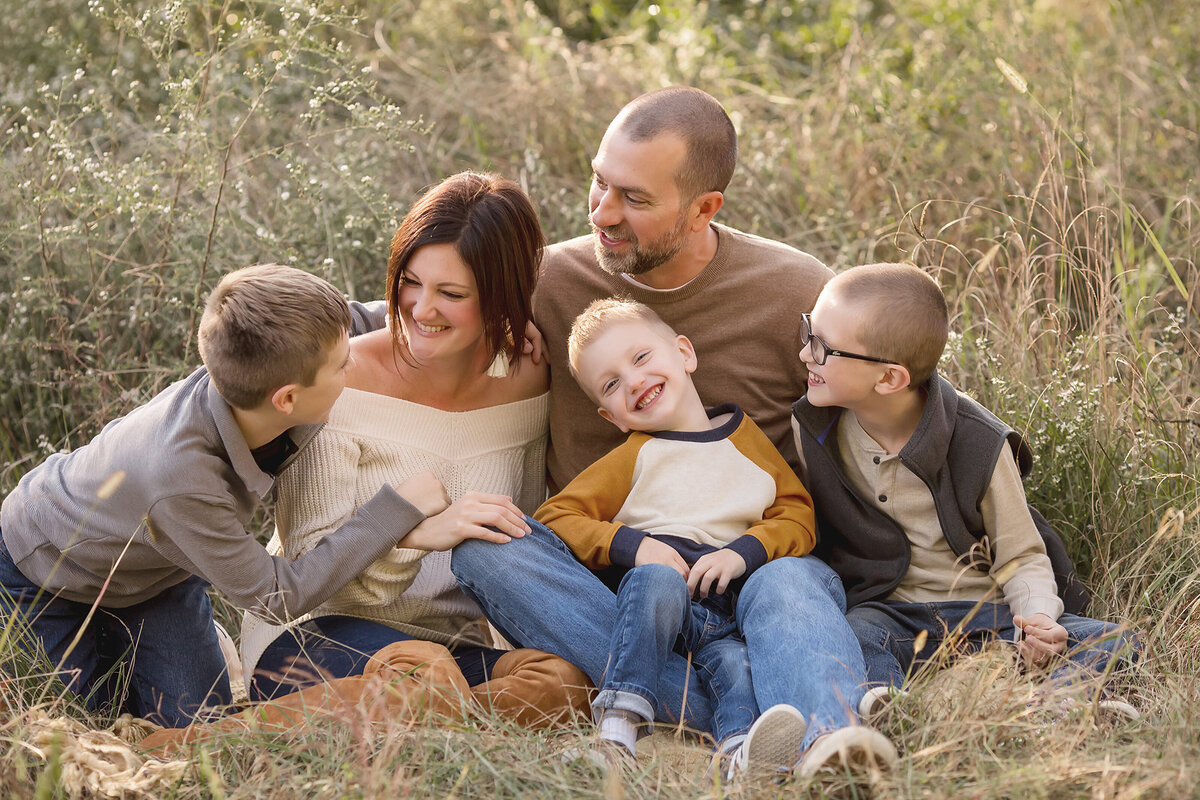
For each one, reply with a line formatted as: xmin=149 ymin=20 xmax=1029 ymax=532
xmin=397 ymin=243 xmax=485 ymax=362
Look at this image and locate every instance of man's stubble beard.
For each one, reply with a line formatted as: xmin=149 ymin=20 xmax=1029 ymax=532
xmin=592 ymin=211 xmax=690 ymax=277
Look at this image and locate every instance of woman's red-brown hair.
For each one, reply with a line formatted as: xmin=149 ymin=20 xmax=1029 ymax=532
xmin=385 ymin=172 xmax=544 ymax=368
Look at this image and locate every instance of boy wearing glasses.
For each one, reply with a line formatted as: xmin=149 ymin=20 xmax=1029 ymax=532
xmin=791 ymin=263 xmax=1138 ymax=717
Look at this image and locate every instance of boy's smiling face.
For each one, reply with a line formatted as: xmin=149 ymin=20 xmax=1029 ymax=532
xmin=575 ymin=319 xmax=708 ymax=434
xmin=800 ymin=290 xmax=893 ymax=410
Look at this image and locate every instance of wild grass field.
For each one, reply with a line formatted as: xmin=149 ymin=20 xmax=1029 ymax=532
xmin=1 ymin=0 xmax=1197 ymax=797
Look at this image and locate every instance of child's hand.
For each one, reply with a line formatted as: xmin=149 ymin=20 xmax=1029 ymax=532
xmin=634 ymin=537 xmax=689 ymax=579
xmin=687 ymin=549 xmax=747 ymax=598
xmin=1013 ymin=613 xmax=1068 ymax=668
xmin=400 ymin=492 xmax=531 ymax=551
xmin=394 ymin=471 xmax=451 ymax=517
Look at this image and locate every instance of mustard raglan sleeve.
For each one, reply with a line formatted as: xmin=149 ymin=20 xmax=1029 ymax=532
xmin=533 ymin=436 xmax=646 ymax=569
xmin=727 ymin=417 xmax=817 ymax=569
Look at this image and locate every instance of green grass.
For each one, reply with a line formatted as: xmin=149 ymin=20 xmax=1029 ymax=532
xmin=2 ymin=0 xmax=1197 ymax=796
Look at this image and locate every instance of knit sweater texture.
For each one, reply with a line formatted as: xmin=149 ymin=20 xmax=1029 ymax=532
xmin=534 ymin=224 xmax=831 ymax=491
xmin=239 ymin=387 xmax=548 ymax=676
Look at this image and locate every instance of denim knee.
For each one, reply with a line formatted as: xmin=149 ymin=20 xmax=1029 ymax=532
xmin=739 ymin=556 xmax=846 ymax=613
xmin=618 ymin=564 xmax=688 ymax=612
xmin=1060 ymin=614 xmax=1142 ymax=673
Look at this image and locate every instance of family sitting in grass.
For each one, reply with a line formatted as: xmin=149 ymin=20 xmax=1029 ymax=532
xmin=1 ymin=85 xmax=1138 ymax=783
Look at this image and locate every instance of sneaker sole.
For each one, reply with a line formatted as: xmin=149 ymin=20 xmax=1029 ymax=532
xmin=795 ymin=726 xmax=898 ymax=780
xmin=743 ymin=704 xmax=807 ymax=775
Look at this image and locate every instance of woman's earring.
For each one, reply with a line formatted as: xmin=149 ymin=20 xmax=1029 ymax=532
xmin=486 ymin=350 xmax=510 ymax=378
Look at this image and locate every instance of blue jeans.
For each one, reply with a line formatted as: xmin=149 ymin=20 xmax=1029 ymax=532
xmin=452 ymin=519 xmax=866 ymax=750
xmin=735 ymin=556 xmax=865 ymax=750
xmin=596 ymin=564 xmax=756 ymax=745
xmin=452 ymin=520 xmax=713 ymax=731
xmin=847 ymin=600 xmax=1141 ymax=689
xmin=0 ymin=535 xmax=231 ymax=727
xmin=251 ymin=615 xmax=505 ymax=701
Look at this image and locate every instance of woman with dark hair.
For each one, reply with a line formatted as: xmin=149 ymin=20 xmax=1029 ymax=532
xmin=234 ymin=172 xmax=589 ymax=726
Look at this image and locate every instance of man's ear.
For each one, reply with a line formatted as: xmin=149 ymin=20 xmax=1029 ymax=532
xmin=675 ymin=334 xmax=699 ymax=374
xmin=874 ymin=364 xmax=912 ymax=396
xmin=598 ymin=406 xmax=630 ymax=433
xmin=270 ymin=383 xmax=301 ymax=415
xmin=688 ymin=191 xmax=724 ymax=232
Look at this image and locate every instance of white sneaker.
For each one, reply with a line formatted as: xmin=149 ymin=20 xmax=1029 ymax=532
xmin=858 ymin=685 xmax=906 ymax=722
xmin=726 ymin=703 xmax=807 ymax=781
xmin=1098 ymin=697 xmax=1140 ymax=722
xmin=794 ymin=726 xmax=898 ymax=780
xmin=1042 ymin=694 xmax=1141 ymax=725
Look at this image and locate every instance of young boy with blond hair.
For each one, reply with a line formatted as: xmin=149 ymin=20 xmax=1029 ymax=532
xmin=790 ymin=263 xmax=1138 ymax=716
xmin=537 ymin=298 xmax=896 ymax=777
xmin=0 ymin=264 xmax=446 ymax=726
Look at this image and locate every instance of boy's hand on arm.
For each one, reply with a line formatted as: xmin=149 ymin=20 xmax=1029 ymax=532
xmin=634 ymin=537 xmax=689 ymax=580
xmin=1013 ymin=613 xmax=1068 ymax=668
xmin=400 ymin=492 xmax=531 ymax=551
xmin=687 ymin=549 xmax=747 ymax=598
xmin=393 ymin=471 xmax=451 ymax=517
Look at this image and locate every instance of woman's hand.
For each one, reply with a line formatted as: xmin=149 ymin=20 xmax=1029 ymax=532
xmin=399 ymin=492 xmax=532 ymax=551
xmin=392 ymin=471 xmax=450 ymax=517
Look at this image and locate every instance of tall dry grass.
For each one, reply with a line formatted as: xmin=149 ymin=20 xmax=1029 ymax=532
xmin=2 ymin=0 xmax=1197 ymax=796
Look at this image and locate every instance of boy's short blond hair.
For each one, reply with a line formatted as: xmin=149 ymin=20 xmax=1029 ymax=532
xmin=825 ymin=263 xmax=949 ymax=385
xmin=198 ymin=264 xmax=351 ymax=410
xmin=567 ymin=298 xmax=677 ymax=391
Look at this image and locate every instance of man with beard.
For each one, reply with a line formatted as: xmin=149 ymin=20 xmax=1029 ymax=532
xmin=534 ymin=86 xmax=831 ymax=494
xmin=453 ymin=88 xmax=895 ymax=777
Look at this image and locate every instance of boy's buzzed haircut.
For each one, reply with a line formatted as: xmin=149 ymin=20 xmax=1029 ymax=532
xmin=198 ymin=264 xmax=351 ymax=410
xmin=827 ymin=263 xmax=949 ymax=386
xmin=568 ymin=298 xmax=678 ymax=385
xmin=616 ymin=86 xmax=737 ymax=202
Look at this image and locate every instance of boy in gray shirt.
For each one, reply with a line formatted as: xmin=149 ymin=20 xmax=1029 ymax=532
xmin=1 ymin=264 xmax=443 ymax=726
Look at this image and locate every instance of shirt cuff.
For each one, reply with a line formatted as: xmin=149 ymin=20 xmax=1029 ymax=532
xmin=609 ymin=526 xmax=648 ymax=567
xmin=356 ymin=483 xmax=428 ymax=547
xmin=726 ymin=535 xmax=768 ymax=576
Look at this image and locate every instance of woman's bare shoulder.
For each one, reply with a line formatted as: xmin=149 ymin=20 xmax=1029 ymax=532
xmin=346 ymin=329 xmax=400 ymax=392
xmin=500 ymin=352 xmax=549 ymax=402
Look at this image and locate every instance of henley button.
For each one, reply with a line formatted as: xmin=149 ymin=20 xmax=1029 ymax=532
xmin=878 ymin=494 xmax=887 ymax=502
xmin=872 ymin=456 xmax=881 ymax=464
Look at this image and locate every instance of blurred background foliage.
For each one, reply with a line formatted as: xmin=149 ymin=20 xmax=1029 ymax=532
xmin=1 ymin=0 xmax=1197 ymax=603
xmin=2 ymin=4 xmax=1199 ymax=795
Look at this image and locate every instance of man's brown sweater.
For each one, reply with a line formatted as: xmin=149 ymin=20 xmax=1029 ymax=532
xmin=534 ymin=224 xmax=832 ymax=491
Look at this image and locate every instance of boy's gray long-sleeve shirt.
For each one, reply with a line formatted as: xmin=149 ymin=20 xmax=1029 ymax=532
xmin=1 ymin=367 xmax=424 ymax=621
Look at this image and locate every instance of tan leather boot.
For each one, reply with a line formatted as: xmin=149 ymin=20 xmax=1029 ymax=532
xmin=140 ymin=639 xmax=469 ymax=756
xmin=470 ymin=648 xmax=593 ymax=729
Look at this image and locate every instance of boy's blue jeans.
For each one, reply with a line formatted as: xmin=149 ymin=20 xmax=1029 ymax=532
xmin=452 ymin=519 xmax=866 ymax=751
xmin=0 ymin=534 xmax=231 ymax=727
xmin=847 ymin=600 xmax=1140 ymax=689
xmin=595 ymin=563 xmax=755 ymax=745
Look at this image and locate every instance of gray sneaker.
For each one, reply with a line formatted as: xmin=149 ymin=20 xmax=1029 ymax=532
xmin=726 ymin=703 xmax=808 ymax=781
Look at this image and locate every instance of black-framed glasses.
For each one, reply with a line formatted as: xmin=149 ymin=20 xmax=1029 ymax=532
xmin=800 ymin=314 xmax=899 ymax=366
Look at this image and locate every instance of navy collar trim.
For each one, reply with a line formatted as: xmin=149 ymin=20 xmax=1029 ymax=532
xmin=650 ymin=403 xmax=742 ymax=443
